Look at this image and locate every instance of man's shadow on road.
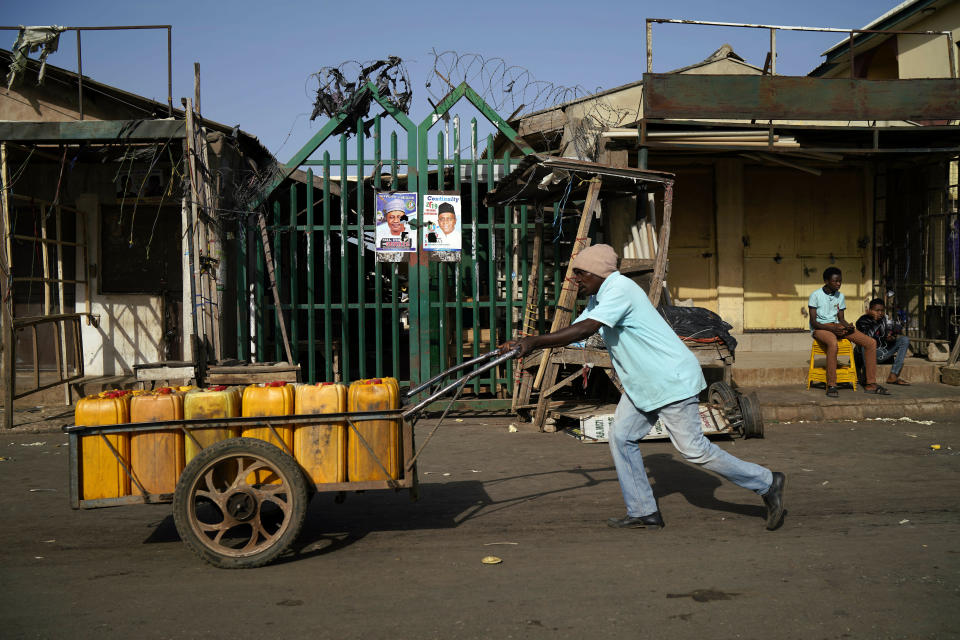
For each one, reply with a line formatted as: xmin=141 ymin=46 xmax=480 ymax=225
xmin=645 ymin=452 xmax=766 ymax=518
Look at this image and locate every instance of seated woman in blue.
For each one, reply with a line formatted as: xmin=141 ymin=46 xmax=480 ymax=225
xmin=808 ymin=266 xmax=886 ymax=396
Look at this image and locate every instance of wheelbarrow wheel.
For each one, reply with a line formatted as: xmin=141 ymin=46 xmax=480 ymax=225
xmin=707 ymin=381 xmax=737 ymax=409
xmin=173 ymin=437 xmax=308 ymax=569
xmin=738 ymin=392 xmax=765 ymax=439
xmin=708 ymin=381 xmax=743 ymax=438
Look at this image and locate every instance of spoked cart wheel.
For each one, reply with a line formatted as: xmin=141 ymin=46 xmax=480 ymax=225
xmin=173 ymin=437 xmax=308 ymax=569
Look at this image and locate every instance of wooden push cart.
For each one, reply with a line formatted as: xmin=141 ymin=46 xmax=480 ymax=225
xmin=63 ymin=349 xmax=518 ymax=569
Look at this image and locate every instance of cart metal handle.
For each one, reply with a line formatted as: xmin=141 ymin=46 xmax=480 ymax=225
xmin=402 ymin=347 xmax=519 ymax=420
xmin=402 ymin=346 xmax=520 ymax=472
xmin=405 ymin=349 xmax=502 ymax=399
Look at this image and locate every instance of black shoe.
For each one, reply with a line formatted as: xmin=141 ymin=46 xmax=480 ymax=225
xmin=763 ymin=472 xmax=786 ymax=531
xmin=607 ymin=511 xmax=664 ymax=529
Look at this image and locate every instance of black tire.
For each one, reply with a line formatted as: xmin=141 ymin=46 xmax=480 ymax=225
xmin=173 ymin=437 xmax=308 ymax=569
xmin=708 ymin=381 xmax=737 ymax=410
xmin=708 ymin=381 xmax=744 ymax=437
xmin=738 ymin=392 xmax=765 ymax=439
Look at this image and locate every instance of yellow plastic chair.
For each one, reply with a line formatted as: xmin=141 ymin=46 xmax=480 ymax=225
xmin=807 ymin=338 xmax=857 ymax=390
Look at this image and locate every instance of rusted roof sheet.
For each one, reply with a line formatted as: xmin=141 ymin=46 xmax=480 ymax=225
xmin=643 ymin=73 xmax=960 ymax=122
xmin=484 ymin=154 xmax=674 ymax=206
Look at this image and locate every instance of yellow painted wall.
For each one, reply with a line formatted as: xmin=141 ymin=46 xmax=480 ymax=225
xmin=897 ymin=2 xmax=960 ymax=78
xmin=665 ymin=166 xmax=718 ymax=311
xmin=742 ymin=166 xmax=869 ymax=330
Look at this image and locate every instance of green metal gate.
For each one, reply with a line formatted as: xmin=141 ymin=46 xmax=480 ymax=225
xmin=238 ymin=82 xmax=581 ymax=394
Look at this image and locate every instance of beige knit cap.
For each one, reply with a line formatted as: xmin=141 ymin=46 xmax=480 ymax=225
xmin=571 ymin=244 xmax=618 ymax=278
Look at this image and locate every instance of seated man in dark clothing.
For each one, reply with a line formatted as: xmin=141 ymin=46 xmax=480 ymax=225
xmin=855 ymin=298 xmax=911 ymax=385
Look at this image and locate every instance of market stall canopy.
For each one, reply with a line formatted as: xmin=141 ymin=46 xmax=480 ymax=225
xmin=484 ymin=154 xmax=675 ymax=207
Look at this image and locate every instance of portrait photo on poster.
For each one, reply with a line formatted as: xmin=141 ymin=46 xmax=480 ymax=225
xmin=422 ymin=192 xmax=462 ymax=251
xmin=375 ymin=192 xmax=418 ymax=252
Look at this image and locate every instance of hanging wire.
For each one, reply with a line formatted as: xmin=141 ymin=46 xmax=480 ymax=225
xmin=553 ymin=178 xmax=574 ymax=243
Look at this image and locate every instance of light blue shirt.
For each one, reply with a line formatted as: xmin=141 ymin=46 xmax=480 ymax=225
xmin=808 ymin=287 xmax=845 ymax=333
xmin=574 ymin=272 xmax=705 ymax=411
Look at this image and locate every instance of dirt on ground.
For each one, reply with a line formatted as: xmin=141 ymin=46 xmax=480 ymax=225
xmin=0 ymin=415 xmax=957 ymax=639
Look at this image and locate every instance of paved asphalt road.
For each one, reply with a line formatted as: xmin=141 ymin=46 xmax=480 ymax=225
xmin=0 ymin=416 xmax=957 ymax=639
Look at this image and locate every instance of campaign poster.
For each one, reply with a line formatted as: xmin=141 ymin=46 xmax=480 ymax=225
xmin=422 ymin=192 xmax=462 ymax=252
xmin=374 ymin=192 xmax=417 ymax=253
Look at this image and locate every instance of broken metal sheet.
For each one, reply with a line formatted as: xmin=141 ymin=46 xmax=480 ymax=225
xmin=643 ymin=73 xmax=960 ymax=122
xmin=6 ymin=25 xmax=66 ymax=89
xmin=484 ymin=154 xmax=674 ymax=206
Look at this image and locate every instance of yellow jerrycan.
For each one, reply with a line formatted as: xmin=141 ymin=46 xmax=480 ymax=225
xmin=294 ymin=382 xmax=348 ymax=484
xmin=75 ymin=390 xmax=133 ymax=500
xmin=241 ymin=382 xmax=295 ymax=484
xmin=183 ymin=385 xmax=241 ymax=462
xmin=347 ymin=378 xmax=401 ymax=481
xmin=240 ymin=382 xmax=295 ymax=450
xmin=129 ymin=388 xmax=186 ymax=495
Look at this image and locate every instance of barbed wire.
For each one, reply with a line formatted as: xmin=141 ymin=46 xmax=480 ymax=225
xmin=425 ymin=49 xmax=639 ymax=160
xmin=310 ymin=56 xmax=412 ymax=138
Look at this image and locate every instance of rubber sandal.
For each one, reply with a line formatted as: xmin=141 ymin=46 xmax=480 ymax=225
xmin=888 ymin=378 xmax=910 ymax=385
xmin=864 ymin=385 xmax=890 ymax=395
xmin=826 ymin=386 xmax=839 ymax=398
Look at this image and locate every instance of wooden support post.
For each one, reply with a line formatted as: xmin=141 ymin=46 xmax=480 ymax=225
xmin=39 ymin=205 xmax=51 ymax=316
xmin=511 ymin=219 xmax=543 ymax=412
xmin=647 ymin=181 xmax=674 ymax=308
xmin=531 ymin=178 xmax=602 ymax=431
xmin=1 ymin=142 xmax=14 ymax=428
xmin=257 ymin=213 xmax=294 ymax=365
xmin=182 ymin=101 xmax=204 ymax=352
xmin=197 ymin=119 xmax=222 ymax=361
xmin=55 ymin=205 xmax=69 ymax=404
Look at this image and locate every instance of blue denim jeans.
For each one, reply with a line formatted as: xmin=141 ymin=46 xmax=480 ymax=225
xmin=877 ymin=335 xmax=910 ymax=376
xmin=610 ymin=394 xmax=774 ymax=517
xmin=855 ymin=335 xmax=910 ymax=381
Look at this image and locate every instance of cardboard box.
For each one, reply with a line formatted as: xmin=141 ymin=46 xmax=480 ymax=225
xmin=575 ymin=405 xmax=728 ymax=443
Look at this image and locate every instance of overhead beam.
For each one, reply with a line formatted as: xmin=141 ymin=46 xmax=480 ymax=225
xmin=0 ymin=119 xmax=185 ymax=142
xmin=643 ymin=74 xmax=960 ymax=121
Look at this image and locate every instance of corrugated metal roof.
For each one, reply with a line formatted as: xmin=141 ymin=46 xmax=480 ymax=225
xmin=484 ymin=154 xmax=674 ymax=206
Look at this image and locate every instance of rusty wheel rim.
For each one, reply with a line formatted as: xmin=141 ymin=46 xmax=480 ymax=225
xmin=187 ymin=453 xmax=294 ymax=558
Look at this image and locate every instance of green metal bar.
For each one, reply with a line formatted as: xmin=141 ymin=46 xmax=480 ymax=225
xmin=340 ymin=135 xmax=350 ymax=381
xmin=390 ymin=132 xmax=400 ymax=380
xmin=519 ymin=201 xmax=528 ymax=342
xmin=437 ymin=129 xmax=447 ymax=371
xmin=273 ymin=200 xmax=282 ymax=363
xmin=255 ymin=213 xmax=264 ymax=360
xmin=503 ymin=150 xmax=513 ymax=391
xmin=289 ymin=183 xmax=299 ymax=368
xmin=356 ymin=117 xmax=367 ymax=380
xmin=486 ymin=134 xmax=497 ymax=391
xmin=416 ymin=111 xmax=432 ymax=385
xmin=554 ymin=200 xmax=562 ymax=308
xmin=322 ymin=152 xmax=333 ymax=382
xmin=237 ymin=217 xmax=248 ymax=360
xmin=258 ymin=81 xmax=418 ymax=207
xmin=453 ymin=119 xmax=463 ymax=368
xmin=306 ymin=168 xmax=315 ymax=383
xmin=419 ymin=83 xmax=534 ymax=156
xmin=373 ymin=117 xmax=383 ymax=377
xmin=538 ymin=222 xmax=546 ymax=336
xmin=414 ymin=84 xmax=528 ymax=387
xmin=470 ymin=118 xmax=480 ymax=395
